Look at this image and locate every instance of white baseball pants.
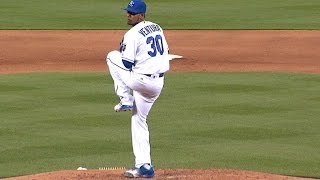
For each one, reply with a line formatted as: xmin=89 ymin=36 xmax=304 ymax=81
xmin=106 ymin=51 xmax=164 ymax=168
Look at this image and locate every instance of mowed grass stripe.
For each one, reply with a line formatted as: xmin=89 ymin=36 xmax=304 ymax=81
xmin=0 ymin=0 xmax=320 ymax=29
xmin=0 ymin=72 xmax=320 ymax=178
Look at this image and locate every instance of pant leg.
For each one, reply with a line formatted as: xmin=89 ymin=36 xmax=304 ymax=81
xmin=106 ymin=50 xmax=134 ymax=106
xmin=131 ymin=91 xmax=155 ymax=167
xmin=130 ymin=74 xmax=164 ymax=168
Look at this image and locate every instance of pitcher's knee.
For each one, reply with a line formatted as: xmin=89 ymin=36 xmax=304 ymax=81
xmin=106 ymin=50 xmax=121 ymax=63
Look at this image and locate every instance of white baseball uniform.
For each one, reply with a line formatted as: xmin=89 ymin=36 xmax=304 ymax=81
xmin=106 ymin=20 xmax=169 ymax=168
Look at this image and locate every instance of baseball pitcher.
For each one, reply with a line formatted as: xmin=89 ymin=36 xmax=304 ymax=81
xmin=106 ymin=0 xmax=170 ymax=178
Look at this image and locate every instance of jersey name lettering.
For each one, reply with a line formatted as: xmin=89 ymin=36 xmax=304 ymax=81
xmin=138 ymin=24 xmax=161 ymax=37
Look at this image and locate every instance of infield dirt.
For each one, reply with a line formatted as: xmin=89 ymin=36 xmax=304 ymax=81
xmin=1 ymin=30 xmax=320 ymax=74
xmin=1 ymin=30 xmax=319 ymax=179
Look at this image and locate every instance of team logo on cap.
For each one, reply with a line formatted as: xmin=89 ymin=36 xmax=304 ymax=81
xmin=129 ymin=1 xmax=134 ymax=7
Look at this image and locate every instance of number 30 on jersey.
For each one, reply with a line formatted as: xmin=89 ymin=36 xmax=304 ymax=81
xmin=146 ymin=35 xmax=164 ymax=57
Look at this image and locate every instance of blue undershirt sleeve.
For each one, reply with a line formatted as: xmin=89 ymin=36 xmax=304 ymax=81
xmin=122 ymin=59 xmax=134 ymax=70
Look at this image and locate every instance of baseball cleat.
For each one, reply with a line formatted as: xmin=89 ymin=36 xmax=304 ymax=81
xmin=114 ymin=103 xmax=133 ymax=112
xmin=124 ymin=164 xmax=155 ymax=178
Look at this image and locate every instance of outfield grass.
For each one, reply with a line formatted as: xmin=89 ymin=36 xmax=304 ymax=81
xmin=0 ymin=72 xmax=319 ymax=178
xmin=0 ymin=0 xmax=320 ymax=29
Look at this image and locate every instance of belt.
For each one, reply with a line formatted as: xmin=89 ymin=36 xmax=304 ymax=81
xmin=144 ymin=73 xmax=164 ymax=78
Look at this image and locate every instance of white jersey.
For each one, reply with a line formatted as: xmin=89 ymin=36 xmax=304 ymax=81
xmin=120 ymin=21 xmax=170 ymax=75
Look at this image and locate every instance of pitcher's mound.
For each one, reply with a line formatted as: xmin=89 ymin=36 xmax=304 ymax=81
xmin=4 ymin=169 xmax=314 ymax=180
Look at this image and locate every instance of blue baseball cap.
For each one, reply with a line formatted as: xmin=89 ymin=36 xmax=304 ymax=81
xmin=124 ymin=0 xmax=147 ymax=14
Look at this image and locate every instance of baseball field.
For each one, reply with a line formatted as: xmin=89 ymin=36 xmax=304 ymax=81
xmin=1 ymin=0 xmax=320 ymax=179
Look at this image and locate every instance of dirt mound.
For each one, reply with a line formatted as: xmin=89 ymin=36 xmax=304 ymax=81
xmin=3 ymin=169 xmax=315 ymax=180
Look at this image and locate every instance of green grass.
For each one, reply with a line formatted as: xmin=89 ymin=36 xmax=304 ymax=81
xmin=0 ymin=72 xmax=320 ymax=178
xmin=0 ymin=0 xmax=320 ymax=29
